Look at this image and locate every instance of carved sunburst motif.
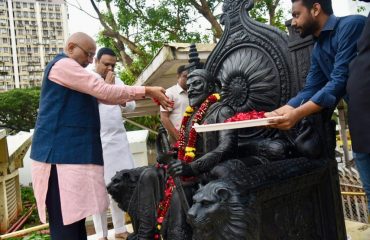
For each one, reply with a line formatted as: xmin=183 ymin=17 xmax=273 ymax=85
xmin=217 ymin=48 xmax=280 ymax=113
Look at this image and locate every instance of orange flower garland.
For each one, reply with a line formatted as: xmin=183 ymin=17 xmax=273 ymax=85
xmin=154 ymin=93 xmax=220 ymax=240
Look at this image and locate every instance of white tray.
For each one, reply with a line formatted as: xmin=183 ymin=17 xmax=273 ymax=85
xmin=193 ymin=116 xmax=283 ymax=132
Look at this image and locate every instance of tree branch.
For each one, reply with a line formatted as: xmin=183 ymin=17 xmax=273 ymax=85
xmin=189 ymin=0 xmax=223 ymax=38
xmin=90 ymin=0 xmax=146 ymax=57
xmin=64 ymin=0 xmax=99 ymax=20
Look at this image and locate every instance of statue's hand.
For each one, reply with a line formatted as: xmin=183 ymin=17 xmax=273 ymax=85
xmin=168 ymin=160 xmax=194 ymax=177
xmin=156 ymin=151 xmax=175 ymax=165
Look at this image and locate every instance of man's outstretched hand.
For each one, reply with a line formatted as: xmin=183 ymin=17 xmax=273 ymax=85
xmin=265 ymin=105 xmax=300 ymax=130
xmin=145 ymin=86 xmax=173 ymax=111
xmin=265 ymin=101 xmax=322 ymax=130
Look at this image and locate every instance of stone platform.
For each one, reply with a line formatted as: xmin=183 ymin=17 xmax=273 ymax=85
xmin=86 ymin=220 xmax=370 ymax=240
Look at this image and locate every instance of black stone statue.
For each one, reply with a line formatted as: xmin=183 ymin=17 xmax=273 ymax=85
xmin=108 ymin=69 xmax=238 ymax=240
xmin=108 ymin=0 xmax=346 ymax=239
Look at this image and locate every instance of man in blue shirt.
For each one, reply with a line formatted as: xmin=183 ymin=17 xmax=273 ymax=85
xmin=267 ymin=0 xmax=366 ymax=129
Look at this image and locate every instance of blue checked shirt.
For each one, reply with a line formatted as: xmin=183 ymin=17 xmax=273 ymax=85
xmin=288 ymin=14 xmax=366 ymax=108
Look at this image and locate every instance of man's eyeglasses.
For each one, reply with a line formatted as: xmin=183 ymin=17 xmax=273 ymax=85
xmin=73 ymin=43 xmax=95 ymax=58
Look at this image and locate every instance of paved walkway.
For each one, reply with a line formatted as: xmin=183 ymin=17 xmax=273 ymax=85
xmin=346 ymin=220 xmax=370 ymax=240
xmin=87 ymin=224 xmax=133 ymax=240
xmin=87 ymin=220 xmax=370 ymax=240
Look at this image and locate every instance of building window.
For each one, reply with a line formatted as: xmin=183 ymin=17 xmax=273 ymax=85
xmin=56 ymin=13 xmax=61 ymax=19
xmin=23 ymin=2 xmax=27 ymax=8
xmin=0 ymin=28 xmax=8 ymax=34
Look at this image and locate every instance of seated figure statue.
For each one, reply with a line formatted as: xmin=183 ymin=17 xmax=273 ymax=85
xmin=108 ymin=69 xmax=237 ymax=240
xmin=108 ymin=69 xmax=320 ymax=240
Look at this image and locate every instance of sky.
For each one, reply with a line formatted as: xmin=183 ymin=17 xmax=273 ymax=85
xmin=66 ymin=0 xmax=370 ymax=42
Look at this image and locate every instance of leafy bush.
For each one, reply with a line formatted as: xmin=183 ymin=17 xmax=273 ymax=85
xmin=0 ymin=88 xmax=40 ymax=132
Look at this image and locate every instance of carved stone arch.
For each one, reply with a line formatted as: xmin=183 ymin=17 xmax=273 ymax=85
xmin=205 ymin=0 xmax=294 ymax=113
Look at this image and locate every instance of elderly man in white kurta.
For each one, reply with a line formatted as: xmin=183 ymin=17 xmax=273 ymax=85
xmin=92 ymin=48 xmax=134 ymax=240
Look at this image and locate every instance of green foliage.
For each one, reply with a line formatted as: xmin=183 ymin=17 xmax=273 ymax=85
xmin=0 ymin=88 xmax=40 ymax=132
xmin=22 ymin=233 xmax=50 ymax=240
xmin=96 ymin=0 xmax=211 ymax=80
xmin=21 ymin=187 xmax=36 ymax=205
xmin=249 ymin=0 xmax=288 ymax=31
xmin=95 ymin=0 xmax=287 ymax=78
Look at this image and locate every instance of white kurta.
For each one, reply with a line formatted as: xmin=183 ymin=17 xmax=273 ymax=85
xmin=94 ymin=78 xmax=135 ymax=237
xmin=99 ymin=79 xmax=136 ymax=185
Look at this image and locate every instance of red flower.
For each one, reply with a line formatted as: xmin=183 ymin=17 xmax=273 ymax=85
xmin=152 ymin=98 xmax=161 ymax=106
xmin=224 ymin=110 xmax=265 ymax=122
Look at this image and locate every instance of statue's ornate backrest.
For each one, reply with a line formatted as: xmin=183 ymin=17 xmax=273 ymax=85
xmin=200 ymin=0 xmax=297 ymax=140
xmin=205 ymin=0 xmax=294 ymax=113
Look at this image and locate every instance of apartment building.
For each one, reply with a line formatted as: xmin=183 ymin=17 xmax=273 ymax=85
xmin=0 ymin=0 xmax=68 ymax=91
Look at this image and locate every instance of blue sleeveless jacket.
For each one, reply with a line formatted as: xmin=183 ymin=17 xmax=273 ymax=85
xmin=30 ymin=53 xmax=103 ymax=165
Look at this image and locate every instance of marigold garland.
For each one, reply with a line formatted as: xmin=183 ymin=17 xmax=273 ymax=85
xmin=154 ymin=93 xmax=220 ymax=239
